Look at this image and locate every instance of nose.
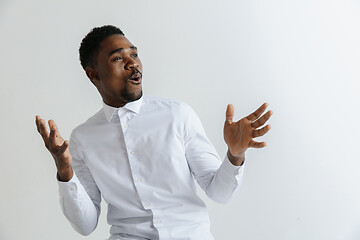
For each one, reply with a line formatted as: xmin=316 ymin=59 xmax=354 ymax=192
xmin=124 ymin=58 xmax=139 ymax=70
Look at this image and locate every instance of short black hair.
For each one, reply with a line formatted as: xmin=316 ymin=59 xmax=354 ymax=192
xmin=79 ymin=25 xmax=124 ymax=70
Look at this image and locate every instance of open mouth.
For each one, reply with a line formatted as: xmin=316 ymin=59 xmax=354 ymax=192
xmin=128 ymin=72 xmax=142 ymax=85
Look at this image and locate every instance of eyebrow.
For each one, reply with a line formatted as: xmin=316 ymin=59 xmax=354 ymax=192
xmin=109 ymin=46 xmax=137 ymax=57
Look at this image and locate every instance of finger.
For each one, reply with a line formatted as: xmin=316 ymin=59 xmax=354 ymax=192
xmin=252 ymin=124 xmax=271 ymax=138
xmin=48 ymin=120 xmax=60 ymax=150
xmin=35 ymin=116 xmax=50 ymax=142
xmin=225 ymin=104 xmax=234 ymax=126
xmin=251 ymin=110 xmax=273 ymax=129
xmin=48 ymin=126 xmax=55 ymax=150
xmin=35 ymin=115 xmax=45 ymax=134
xmin=58 ymin=140 xmax=69 ymax=155
xmin=35 ymin=115 xmax=42 ymax=133
xmin=246 ymin=103 xmax=268 ymax=121
xmin=49 ymin=119 xmax=63 ymax=139
xmin=249 ymin=140 xmax=267 ymax=148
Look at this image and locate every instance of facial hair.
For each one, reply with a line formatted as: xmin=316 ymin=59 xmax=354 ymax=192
xmin=121 ymin=87 xmax=143 ymax=103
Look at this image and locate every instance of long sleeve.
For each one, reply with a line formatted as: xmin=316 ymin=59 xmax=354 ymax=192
xmin=57 ymin=131 xmax=101 ymax=235
xmin=183 ymin=104 xmax=244 ymax=204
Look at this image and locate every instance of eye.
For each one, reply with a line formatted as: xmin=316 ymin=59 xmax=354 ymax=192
xmin=113 ymin=56 xmax=122 ymax=61
xmin=132 ymin=53 xmax=138 ymax=58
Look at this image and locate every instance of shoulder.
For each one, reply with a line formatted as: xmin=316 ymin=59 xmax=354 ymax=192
xmin=142 ymin=95 xmax=182 ymax=108
xmin=141 ymin=95 xmax=194 ymax=115
xmin=70 ymin=108 xmax=106 ymax=139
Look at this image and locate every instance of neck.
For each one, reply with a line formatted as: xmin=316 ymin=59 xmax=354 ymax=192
xmin=103 ymin=98 xmax=128 ymax=108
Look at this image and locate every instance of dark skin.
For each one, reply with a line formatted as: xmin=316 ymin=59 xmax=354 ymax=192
xmin=35 ymin=34 xmax=272 ymax=182
xmin=87 ymin=34 xmax=144 ymax=107
xmin=224 ymin=103 xmax=272 ymax=165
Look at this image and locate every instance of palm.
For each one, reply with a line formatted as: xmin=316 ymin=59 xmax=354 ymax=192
xmin=224 ymin=118 xmax=254 ymax=154
xmin=224 ymin=103 xmax=272 ymax=157
xmin=35 ymin=117 xmax=72 ymax=166
xmin=50 ymin=134 xmax=71 ymax=162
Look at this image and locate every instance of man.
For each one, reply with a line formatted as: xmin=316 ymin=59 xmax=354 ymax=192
xmin=35 ymin=25 xmax=272 ymax=240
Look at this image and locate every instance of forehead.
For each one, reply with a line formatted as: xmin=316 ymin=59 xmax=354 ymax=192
xmin=98 ymin=34 xmax=134 ymax=55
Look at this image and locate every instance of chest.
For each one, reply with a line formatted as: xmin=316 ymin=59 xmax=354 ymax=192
xmin=78 ymin=110 xmax=190 ymax=191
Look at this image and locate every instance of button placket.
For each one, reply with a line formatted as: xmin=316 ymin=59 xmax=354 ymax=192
xmin=144 ymin=202 xmax=151 ymax=208
xmin=154 ymin=219 xmax=162 ymax=224
xmin=118 ymin=107 xmax=153 ymax=219
xmin=151 ymin=209 xmax=165 ymax=228
xmin=118 ymin=108 xmax=128 ymax=133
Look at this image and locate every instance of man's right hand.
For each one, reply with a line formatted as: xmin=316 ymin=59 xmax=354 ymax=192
xmin=35 ymin=115 xmax=73 ymax=182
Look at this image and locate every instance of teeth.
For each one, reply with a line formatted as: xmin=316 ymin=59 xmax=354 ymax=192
xmin=130 ymin=74 xmax=138 ymax=79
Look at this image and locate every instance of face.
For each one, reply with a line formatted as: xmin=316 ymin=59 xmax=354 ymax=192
xmin=87 ymin=34 xmax=143 ymax=107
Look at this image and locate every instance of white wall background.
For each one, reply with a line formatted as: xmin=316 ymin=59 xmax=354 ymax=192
xmin=0 ymin=0 xmax=359 ymax=239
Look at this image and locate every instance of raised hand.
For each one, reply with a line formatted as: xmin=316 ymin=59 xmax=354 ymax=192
xmin=224 ymin=103 xmax=272 ymax=166
xmin=35 ymin=115 xmax=73 ymax=181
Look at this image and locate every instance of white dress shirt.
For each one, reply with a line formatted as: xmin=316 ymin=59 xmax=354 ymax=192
xmin=58 ymin=95 xmax=244 ymax=240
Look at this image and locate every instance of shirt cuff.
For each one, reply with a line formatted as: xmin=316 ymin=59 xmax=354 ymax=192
xmin=222 ymin=153 xmax=245 ymax=176
xmin=57 ymin=172 xmax=82 ymax=198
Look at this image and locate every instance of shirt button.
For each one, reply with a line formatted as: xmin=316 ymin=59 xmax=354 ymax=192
xmin=136 ymin=178 xmax=142 ymax=183
xmin=155 ymin=219 xmax=161 ymax=224
xmin=144 ymin=202 xmax=151 ymax=208
xmin=130 ymin=151 xmax=134 ymax=155
xmin=70 ymin=187 xmax=75 ymax=191
xmin=124 ymin=125 xmax=128 ymax=129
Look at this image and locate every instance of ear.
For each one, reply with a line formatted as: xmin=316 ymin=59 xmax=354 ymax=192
xmin=85 ymin=67 xmax=100 ymax=85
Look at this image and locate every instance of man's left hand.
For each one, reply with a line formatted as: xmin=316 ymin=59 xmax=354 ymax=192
xmin=224 ymin=103 xmax=273 ymax=166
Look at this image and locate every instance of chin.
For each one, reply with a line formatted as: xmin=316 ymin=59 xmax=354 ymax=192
xmin=123 ymin=90 xmax=143 ymax=103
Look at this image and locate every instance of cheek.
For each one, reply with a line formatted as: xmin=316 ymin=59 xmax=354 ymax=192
xmin=103 ymin=80 xmax=125 ymax=95
xmin=102 ymin=65 xmax=125 ymax=81
xmin=100 ymin=70 xmax=124 ymax=88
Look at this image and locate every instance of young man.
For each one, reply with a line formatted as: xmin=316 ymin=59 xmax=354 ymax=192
xmin=35 ymin=25 xmax=272 ymax=240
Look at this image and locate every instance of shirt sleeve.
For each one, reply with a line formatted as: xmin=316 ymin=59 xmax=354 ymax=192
xmin=57 ymin=130 xmax=101 ymax=236
xmin=182 ymin=103 xmax=245 ymax=204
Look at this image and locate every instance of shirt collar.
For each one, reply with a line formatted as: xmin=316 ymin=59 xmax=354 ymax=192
xmin=103 ymin=96 xmax=144 ymax=122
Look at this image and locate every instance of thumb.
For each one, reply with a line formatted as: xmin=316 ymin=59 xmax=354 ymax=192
xmin=58 ymin=140 xmax=69 ymax=154
xmin=225 ymin=104 xmax=234 ymax=126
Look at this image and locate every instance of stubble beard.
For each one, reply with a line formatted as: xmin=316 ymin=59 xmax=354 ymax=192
xmin=122 ymin=87 xmax=143 ymax=103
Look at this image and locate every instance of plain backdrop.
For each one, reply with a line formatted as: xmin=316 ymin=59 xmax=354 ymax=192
xmin=0 ymin=0 xmax=359 ymax=239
